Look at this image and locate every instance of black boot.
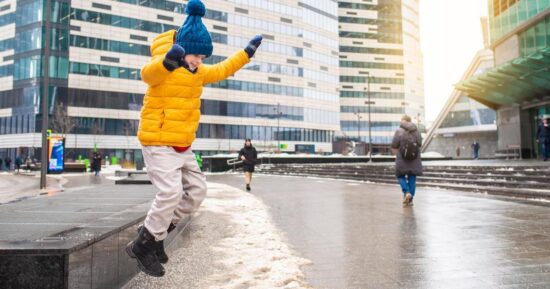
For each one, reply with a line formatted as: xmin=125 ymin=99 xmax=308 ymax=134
xmin=246 ymin=184 xmax=251 ymax=191
xmin=137 ymin=223 xmax=176 ymax=264
xmin=126 ymin=226 xmax=165 ymax=277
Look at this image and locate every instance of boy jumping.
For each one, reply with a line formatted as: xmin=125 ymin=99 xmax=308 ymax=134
xmin=126 ymin=0 xmax=262 ymax=277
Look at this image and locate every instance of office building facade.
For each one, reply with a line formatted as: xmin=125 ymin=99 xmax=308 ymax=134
xmin=336 ymin=0 xmax=425 ymax=153
xmin=0 ymin=0 xmax=341 ymax=163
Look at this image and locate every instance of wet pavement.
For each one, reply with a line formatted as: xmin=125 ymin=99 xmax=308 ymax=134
xmin=209 ymin=174 xmax=550 ymax=289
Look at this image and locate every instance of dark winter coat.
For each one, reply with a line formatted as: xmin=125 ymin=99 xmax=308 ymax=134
xmin=391 ymin=121 xmax=423 ymax=177
xmin=92 ymin=155 xmax=102 ymax=172
xmin=537 ymin=123 xmax=549 ymax=140
xmin=15 ymin=156 xmax=22 ymax=167
xmin=238 ymin=146 xmax=257 ymax=172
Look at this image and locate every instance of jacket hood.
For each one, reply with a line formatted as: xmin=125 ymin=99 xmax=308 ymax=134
xmin=400 ymin=121 xmax=418 ymax=132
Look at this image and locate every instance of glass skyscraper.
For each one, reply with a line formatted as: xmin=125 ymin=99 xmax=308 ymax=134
xmin=0 ymin=0 xmax=341 ymax=163
xmin=336 ymin=0 xmax=425 ymax=152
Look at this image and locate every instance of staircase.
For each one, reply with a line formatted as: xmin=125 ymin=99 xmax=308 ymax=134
xmin=256 ymin=163 xmax=550 ymax=199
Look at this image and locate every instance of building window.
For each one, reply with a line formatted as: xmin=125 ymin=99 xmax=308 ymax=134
xmin=70 ymin=62 xmax=141 ymax=81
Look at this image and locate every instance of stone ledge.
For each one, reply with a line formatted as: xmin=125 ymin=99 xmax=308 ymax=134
xmin=0 ymin=184 xmax=190 ymax=289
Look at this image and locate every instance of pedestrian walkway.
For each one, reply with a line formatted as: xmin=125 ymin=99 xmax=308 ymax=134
xmin=123 ymin=183 xmax=311 ymax=289
xmin=209 ymin=174 xmax=550 ymax=289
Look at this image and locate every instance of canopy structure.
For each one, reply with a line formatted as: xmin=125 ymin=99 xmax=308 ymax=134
xmin=456 ymin=47 xmax=550 ymax=110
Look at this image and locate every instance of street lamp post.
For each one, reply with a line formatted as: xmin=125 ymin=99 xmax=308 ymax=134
xmin=274 ymin=103 xmax=282 ymax=153
xmin=365 ymin=76 xmax=374 ymax=163
xmin=353 ymin=111 xmax=362 ymax=144
xmin=40 ymin=0 xmax=52 ymax=189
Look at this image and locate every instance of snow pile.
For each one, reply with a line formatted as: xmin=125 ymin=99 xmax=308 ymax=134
xmin=100 ymin=164 xmax=124 ymax=174
xmin=202 ymin=183 xmax=312 ymax=289
xmin=421 ymin=151 xmax=445 ymax=158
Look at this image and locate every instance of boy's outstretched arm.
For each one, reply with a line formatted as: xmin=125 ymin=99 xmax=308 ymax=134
xmin=203 ymin=35 xmax=263 ymax=85
xmin=141 ymin=44 xmax=185 ymax=87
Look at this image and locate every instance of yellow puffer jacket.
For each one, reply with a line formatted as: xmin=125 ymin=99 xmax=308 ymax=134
xmin=138 ymin=30 xmax=250 ymax=147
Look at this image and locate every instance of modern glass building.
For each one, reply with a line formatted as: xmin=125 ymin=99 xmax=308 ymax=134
xmin=457 ymin=0 xmax=550 ymax=158
xmin=0 ymin=0 xmax=341 ymax=163
xmin=336 ymin=0 xmax=425 ymax=153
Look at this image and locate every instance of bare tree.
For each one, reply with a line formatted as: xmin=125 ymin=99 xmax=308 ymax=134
xmin=51 ymin=102 xmax=77 ymax=159
xmin=91 ymin=121 xmax=104 ymax=152
xmin=51 ymin=102 xmax=76 ymax=136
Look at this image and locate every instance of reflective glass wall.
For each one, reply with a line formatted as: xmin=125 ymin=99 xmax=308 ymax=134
xmin=518 ymin=15 xmax=550 ymax=56
xmin=489 ymin=0 xmax=550 ymax=43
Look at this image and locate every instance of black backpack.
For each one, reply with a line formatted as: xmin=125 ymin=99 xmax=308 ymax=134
xmin=399 ymin=130 xmax=419 ymax=161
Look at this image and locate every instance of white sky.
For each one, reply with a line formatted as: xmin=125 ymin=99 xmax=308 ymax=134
xmin=420 ymin=0 xmax=489 ymax=122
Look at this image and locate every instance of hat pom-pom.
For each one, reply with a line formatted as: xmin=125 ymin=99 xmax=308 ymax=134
xmin=185 ymin=0 xmax=206 ymax=17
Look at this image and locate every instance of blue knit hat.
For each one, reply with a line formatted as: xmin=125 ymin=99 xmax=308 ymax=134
xmin=175 ymin=0 xmax=213 ymax=57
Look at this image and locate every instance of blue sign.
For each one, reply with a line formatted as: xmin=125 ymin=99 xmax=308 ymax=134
xmin=48 ymin=136 xmax=65 ymax=173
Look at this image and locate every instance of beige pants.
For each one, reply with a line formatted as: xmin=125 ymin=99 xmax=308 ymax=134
xmin=142 ymin=146 xmax=207 ymax=240
xmin=244 ymin=172 xmax=252 ymax=184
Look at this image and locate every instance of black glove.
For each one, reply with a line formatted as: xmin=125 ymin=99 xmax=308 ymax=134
xmin=244 ymin=35 xmax=263 ymax=58
xmin=163 ymin=44 xmax=185 ymax=71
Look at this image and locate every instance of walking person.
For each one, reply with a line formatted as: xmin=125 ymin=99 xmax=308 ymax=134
xmin=125 ymin=0 xmax=263 ymax=278
xmin=0 ymin=158 xmax=3 ymax=171
xmin=14 ymin=155 xmax=22 ymax=173
xmin=4 ymin=157 xmax=11 ymax=171
xmin=238 ymin=139 xmax=258 ymax=191
xmin=456 ymin=146 xmax=461 ymax=158
xmin=25 ymin=156 xmax=32 ymax=172
xmin=471 ymin=140 xmax=481 ymax=160
xmin=537 ymin=117 xmax=549 ymax=161
xmin=195 ymin=152 xmax=203 ymax=170
xmin=92 ymin=152 xmax=102 ymax=176
xmin=391 ymin=115 xmax=423 ymax=207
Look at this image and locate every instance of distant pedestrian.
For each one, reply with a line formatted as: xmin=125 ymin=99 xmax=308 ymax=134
xmin=4 ymin=157 xmax=11 ymax=171
xmin=471 ymin=140 xmax=480 ymax=160
xmin=195 ymin=152 xmax=203 ymax=170
xmin=92 ymin=152 xmax=102 ymax=176
xmin=25 ymin=156 xmax=32 ymax=172
xmin=0 ymin=158 xmax=3 ymax=170
xmin=456 ymin=146 xmax=461 ymax=158
xmin=391 ymin=115 xmax=423 ymax=207
xmin=14 ymin=155 xmax=22 ymax=173
xmin=537 ymin=118 xmax=549 ymax=161
xmin=239 ymin=139 xmax=258 ymax=191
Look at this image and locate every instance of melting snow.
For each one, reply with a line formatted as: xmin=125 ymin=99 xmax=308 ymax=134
xmin=202 ymin=183 xmax=312 ymax=289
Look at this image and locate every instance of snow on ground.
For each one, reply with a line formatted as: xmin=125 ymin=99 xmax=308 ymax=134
xmin=421 ymin=151 xmax=445 ymax=158
xmin=201 ymin=183 xmax=312 ymax=289
xmin=99 ymin=164 xmax=124 ymax=174
xmin=124 ymin=182 xmax=312 ymax=289
xmin=0 ymin=173 xmax=65 ymax=204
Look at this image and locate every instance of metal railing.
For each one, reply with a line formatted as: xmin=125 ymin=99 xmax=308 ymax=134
xmin=227 ymin=158 xmax=243 ymax=171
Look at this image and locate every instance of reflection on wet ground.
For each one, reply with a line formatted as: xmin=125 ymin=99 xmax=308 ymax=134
xmin=210 ymin=174 xmax=550 ymax=289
